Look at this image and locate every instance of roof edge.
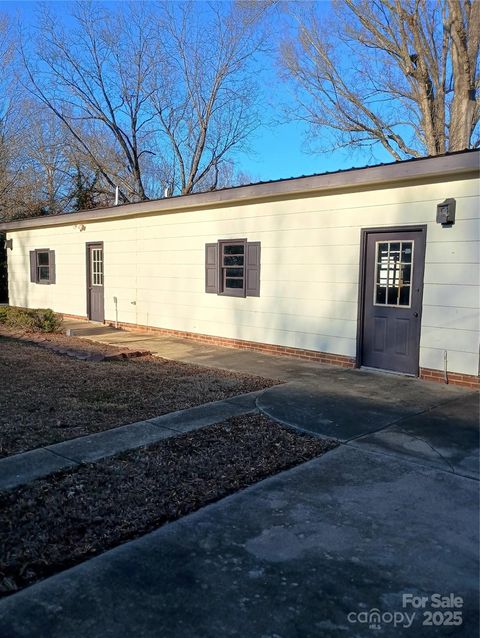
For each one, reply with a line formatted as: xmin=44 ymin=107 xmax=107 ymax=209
xmin=1 ymin=150 xmax=478 ymax=232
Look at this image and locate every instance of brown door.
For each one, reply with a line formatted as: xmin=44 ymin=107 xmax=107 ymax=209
xmin=87 ymin=243 xmax=104 ymax=322
xmin=361 ymin=228 xmax=426 ymax=375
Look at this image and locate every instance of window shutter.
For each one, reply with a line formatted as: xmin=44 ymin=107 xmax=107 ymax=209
xmin=29 ymin=251 xmax=37 ymax=283
xmin=246 ymin=241 xmax=261 ymax=297
xmin=48 ymin=250 xmax=56 ymax=284
xmin=205 ymin=243 xmax=218 ymax=293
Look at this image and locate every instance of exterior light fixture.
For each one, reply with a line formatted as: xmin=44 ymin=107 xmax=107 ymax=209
xmin=436 ymin=198 xmax=456 ymax=226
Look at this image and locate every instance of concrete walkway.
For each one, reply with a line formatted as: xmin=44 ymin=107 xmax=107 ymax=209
xmin=64 ymin=319 xmax=352 ymax=382
xmin=0 ymin=446 xmax=477 ymax=638
xmin=257 ymin=375 xmax=479 ymax=478
xmin=66 ymin=319 xmax=479 ymax=479
xmin=0 ymin=391 xmax=262 ymax=491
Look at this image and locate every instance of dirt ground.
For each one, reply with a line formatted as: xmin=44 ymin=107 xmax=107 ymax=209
xmin=0 ymin=334 xmax=279 ymax=457
xmin=0 ymin=413 xmax=336 ymax=595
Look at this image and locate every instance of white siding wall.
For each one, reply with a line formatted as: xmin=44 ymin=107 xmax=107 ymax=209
xmin=7 ymin=175 xmax=480 ymax=376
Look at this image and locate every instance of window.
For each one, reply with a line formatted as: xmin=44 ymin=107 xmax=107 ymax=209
xmin=205 ymin=239 xmax=260 ymax=297
xmin=37 ymin=251 xmax=50 ymax=282
xmin=29 ymin=249 xmax=56 ymax=285
xmin=221 ymin=241 xmax=245 ymax=296
xmin=374 ymin=241 xmax=413 ymax=307
xmin=91 ymin=248 xmax=104 ymax=286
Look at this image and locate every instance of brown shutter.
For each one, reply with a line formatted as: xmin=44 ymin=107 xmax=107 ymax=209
xmin=48 ymin=250 xmax=56 ymax=284
xmin=246 ymin=241 xmax=261 ymax=297
xmin=29 ymin=251 xmax=37 ymax=283
xmin=205 ymin=243 xmax=218 ymax=293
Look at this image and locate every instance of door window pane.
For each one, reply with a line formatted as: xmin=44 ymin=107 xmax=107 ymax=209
xmin=402 ymin=263 xmax=411 ymax=285
xmin=401 ymin=244 xmax=412 ymax=263
xmin=374 ymin=241 xmax=414 ymax=307
xmin=399 ymin=286 xmax=411 ymax=306
xmin=91 ymin=248 xmax=103 ymax=286
xmin=375 ymin=286 xmax=386 ymax=304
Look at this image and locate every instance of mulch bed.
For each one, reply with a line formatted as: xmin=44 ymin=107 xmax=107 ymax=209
xmin=0 ymin=335 xmax=280 ymax=457
xmin=0 ymin=413 xmax=337 ymax=595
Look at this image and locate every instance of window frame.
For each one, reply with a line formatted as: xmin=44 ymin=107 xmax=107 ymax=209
xmin=218 ymin=239 xmax=247 ymax=298
xmin=30 ymin=248 xmax=55 ymax=285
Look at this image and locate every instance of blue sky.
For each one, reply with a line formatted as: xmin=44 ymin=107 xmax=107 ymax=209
xmin=1 ymin=0 xmax=396 ymax=182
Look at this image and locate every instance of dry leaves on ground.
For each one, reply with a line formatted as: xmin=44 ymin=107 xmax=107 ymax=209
xmin=0 ymin=334 xmax=279 ymax=457
xmin=0 ymin=413 xmax=337 ymax=595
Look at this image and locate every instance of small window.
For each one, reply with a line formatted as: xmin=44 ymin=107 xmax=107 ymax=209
xmin=37 ymin=251 xmax=50 ymax=282
xmin=221 ymin=241 xmax=246 ymax=296
xmin=30 ymin=249 xmax=56 ymax=285
xmin=205 ymin=240 xmax=260 ymax=297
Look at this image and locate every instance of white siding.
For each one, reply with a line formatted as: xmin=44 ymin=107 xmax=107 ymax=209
xmin=7 ymin=174 xmax=480 ymax=376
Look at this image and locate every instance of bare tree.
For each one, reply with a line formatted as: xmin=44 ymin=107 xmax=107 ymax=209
xmin=0 ymin=13 xmax=23 ymax=218
xmin=195 ymin=158 xmax=257 ymax=191
xmin=149 ymin=1 xmax=268 ymax=194
xmin=20 ymin=1 xmax=270 ymax=202
xmin=0 ymin=15 xmax=45 ymax=221
xmin=22 ymin=1 xmax=157 ymax=202
xmin=281 ymin=0 xmax=480 ymax=159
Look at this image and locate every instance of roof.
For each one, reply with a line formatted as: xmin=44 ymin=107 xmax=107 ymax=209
xmin=1 ymin=149 xmax=478 ymax=232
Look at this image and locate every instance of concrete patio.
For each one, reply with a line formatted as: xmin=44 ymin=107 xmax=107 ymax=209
xmin=0 ymin=445 xmax=478 ymax=637
xmin=0 ymin=320 xmax=477 ymax=637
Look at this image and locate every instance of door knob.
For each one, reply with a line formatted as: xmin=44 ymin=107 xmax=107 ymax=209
xmin=413 ymin=312 xmax=418 ymax=317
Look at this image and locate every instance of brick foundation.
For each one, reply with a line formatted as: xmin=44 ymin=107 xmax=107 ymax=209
xmin=419 ymin=367 xmax=480 ymax=389
xmin=63 ymin=313 xmax=89 ymax=321
xmin=63 ymin=314 xmax=480 ymax=388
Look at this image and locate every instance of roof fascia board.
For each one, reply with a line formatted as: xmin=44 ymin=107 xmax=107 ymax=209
xmin=1 ymin=151 xmax=478 ymax=232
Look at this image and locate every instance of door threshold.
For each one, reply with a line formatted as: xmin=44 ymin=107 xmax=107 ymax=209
xmin=360 ymin=366 xmax=416 ymax=378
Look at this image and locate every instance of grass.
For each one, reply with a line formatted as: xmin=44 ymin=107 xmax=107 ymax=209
xmin=0 ymin=334 xmax=279 ymax=457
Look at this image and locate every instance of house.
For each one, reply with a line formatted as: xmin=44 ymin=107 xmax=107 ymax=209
xmin=1 ymin=150 xmax=478 ymax=388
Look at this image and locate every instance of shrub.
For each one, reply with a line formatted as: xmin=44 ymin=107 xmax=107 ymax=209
xmin=0 ymin=307 xmax=63 ymax=333
xmin=32 ymin=309 xmax=63 ymax=333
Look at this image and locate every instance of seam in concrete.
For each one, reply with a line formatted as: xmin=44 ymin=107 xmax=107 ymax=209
xmin=149 ymin=408 xmax=259 ymax=434
xmin=344 ymin=393 xmax=470 ymax=443
xmin=139 ymin=421 xmax=180 ymax=434
xmin=345 ymin=440 xmax=479 ymax=482
xmin=254 ymin=393 xmax=336 ymax=442
xmin=42 ymin=447 xmax=81 ymax=465
xmin=393 ymin=426 xmax=457 ymax=474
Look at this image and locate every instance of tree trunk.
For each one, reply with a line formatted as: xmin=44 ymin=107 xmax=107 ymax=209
xmin=448 ymin=0 xmax=479 ymax=151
